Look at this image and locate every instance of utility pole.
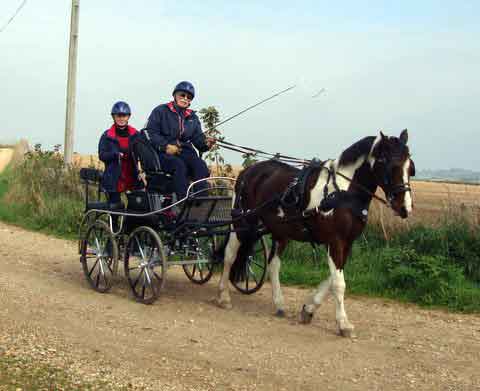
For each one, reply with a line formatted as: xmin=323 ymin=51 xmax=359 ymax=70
xmin=64 ymin=0 xmax=80 ymax=165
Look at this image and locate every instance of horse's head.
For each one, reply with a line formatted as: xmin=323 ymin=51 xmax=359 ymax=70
xmin=370 ymin=129 xmax=415 ymax=218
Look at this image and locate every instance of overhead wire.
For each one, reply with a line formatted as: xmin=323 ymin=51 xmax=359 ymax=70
xmin=0 ymin=0 xmax=28 ymax=33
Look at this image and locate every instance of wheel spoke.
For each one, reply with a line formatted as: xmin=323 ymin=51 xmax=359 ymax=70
xmin=251 ymin=260 xmax=265 ymax=269
xmin=135 ymin=236 xmax=146 ymax=260
xmin=88 ymin=259 xmax=100 ymax=277
xmin=105 ymin=259 xmax=114 ymax=274
xmin=248 ymin=265 xmax=259 ymax=284
xmin=95 ymin=271 xmax=100 ymax=288
xmin=132 ymin=268 xmax=143 ymax=289
xmin=153 ymin=271 xmax=162 ymax=282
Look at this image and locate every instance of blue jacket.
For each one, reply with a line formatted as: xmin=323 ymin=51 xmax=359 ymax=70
xmin=144 ymin=101 xmax=208 ymax=153
xmin=98 ymin=125 xmax=140 ymax=193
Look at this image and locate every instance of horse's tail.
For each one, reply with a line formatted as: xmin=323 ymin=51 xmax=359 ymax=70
xmin=228 ymin=227 xmax=258 ymax=283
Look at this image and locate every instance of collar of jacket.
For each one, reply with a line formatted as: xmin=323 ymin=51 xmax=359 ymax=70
xmin=167 ymin=101 xmax=193 ymax=118
xmin=106 ymin=124 xmax=137 ymax=139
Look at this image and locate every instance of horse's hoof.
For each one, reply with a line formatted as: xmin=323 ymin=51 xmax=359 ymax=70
xmin=215 ymin=299 xmax=232 ymax=310
xmin=275 ymin=309 xmax=286 ymax=318
xmin=299 ymin=306 xmax=314 ymax=324
xmin=338 ymin=328 xmax=356 ymax=338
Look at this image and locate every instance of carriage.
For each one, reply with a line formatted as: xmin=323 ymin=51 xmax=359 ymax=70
xmin=77 ymin=137 xmax=268 ymax=304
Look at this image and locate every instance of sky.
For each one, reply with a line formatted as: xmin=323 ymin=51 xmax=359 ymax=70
xmin=1 ymin=0 xmax=479 ymax=170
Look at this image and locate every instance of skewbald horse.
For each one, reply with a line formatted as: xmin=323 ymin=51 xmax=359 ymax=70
xmin=215 ymin=130 xmax=415 ymax=337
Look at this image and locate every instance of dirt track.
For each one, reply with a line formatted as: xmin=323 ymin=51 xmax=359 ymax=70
xmin=0 ymin=221 xmax=479 ymax=390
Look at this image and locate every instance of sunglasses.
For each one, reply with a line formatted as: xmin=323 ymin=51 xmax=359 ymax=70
xmin=177 ymin=92 xmax=193 ymax=101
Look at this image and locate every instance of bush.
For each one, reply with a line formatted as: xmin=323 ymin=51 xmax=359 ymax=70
xmin=0 ymin=144 xmax=85 ymax=238
xmin=394 ymin=223 xmax=480 ymax=282
xmin=381 ymin=247 xmax=465 ymax=305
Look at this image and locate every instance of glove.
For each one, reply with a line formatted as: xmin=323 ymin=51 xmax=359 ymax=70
xmin=166 ymin=144 xmax=181 ymax=155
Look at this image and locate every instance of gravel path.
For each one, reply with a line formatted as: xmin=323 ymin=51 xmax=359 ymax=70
xmin=0 ymin=221 xmax=479 ymax=390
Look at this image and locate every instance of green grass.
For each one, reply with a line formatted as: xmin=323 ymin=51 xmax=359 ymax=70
xmin=0 ymin=354 xmax=123 ymax=391
xmin=1 ymin=148 xmax=480 ymax=313
xmin=279 ymin=231 xmax=480 ymax=313
xmin=0 ymin=174 xmax=81 ymax=240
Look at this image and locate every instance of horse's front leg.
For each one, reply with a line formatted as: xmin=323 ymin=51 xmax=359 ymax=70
xmin=300 ymin=243 xmax=355 ymax=337
xmin=299 ymin=275 xmax=332 ymax=324
xmin=328 ymin=243 xmax=355 ymax=337
xmin=216 ymin=231 xmax=240 ymax=309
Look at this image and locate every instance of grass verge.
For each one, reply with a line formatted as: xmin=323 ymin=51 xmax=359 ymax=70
xmin=1 ymin=147 xmax=479 ymax=313
xmin=0 ymin=353 xmax=122 ymax=391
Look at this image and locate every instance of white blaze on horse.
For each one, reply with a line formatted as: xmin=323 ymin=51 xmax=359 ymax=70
xmin=215 ymin=129 xmax=415 ymax=337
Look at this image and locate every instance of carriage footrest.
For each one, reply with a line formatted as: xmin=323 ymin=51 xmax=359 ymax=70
xmin=86 ymin=201 xmax=125 ymax=211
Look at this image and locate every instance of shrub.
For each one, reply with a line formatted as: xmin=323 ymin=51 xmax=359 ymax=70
xmin=381 ymin=247 xmax=465 ymax=305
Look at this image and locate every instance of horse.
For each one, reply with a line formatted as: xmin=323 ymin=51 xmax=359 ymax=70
xmin=215 ymin=129 xmax=415 ymax=337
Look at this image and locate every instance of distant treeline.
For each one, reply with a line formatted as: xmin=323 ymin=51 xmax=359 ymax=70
xmin=417 ymin=168 xmax=480 ymax=183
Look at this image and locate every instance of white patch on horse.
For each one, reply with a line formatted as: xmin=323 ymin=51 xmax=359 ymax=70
xmin=269 ymin=252 xmax=284 ymax=312
xmin=321 ymin=209 xmax=333 ymax=217
xmin=368 ymin=134 xmax=382 ymax=168
xmin=305 ymin=160 xmax=334 ymax=211
xmin=335 ymin=156 xmax=366 ymax=191
xmin=403 ymin=159 xmax=413 ymax=213
xmin=277 ymin=207 xmax=285 ymax=218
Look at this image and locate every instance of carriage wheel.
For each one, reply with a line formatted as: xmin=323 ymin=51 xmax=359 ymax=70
xmin=124 ymin=226 xmax=166 ymax=304
xmin=182 ymin=236 xmax=218 ymax=285
xmin=80 ymin=221 xmax=118 ymax=293
xmin=231 ymin=236 xmax=269 ymax=295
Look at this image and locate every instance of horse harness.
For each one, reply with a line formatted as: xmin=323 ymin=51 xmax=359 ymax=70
xmin=231 ymin=159 xmax=371 ymax=245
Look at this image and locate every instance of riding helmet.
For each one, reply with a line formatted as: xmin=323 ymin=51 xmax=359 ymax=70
xmin=172 ymin=81 xmax=195 ymax=99
xmin=111 ymin=101 xmax=131 ymax=116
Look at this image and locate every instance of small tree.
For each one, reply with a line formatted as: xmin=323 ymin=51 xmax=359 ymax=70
xmin=199 ymin=106 xmax=233 ymax=177
xmin=241 ymin=152 xmax=258 ymax=168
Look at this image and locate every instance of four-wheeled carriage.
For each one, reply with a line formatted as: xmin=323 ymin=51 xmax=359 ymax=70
xmin=77 ymin=138 xmax=269 ymax=304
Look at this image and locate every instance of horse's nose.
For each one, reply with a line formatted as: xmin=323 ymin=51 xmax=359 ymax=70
xmin=400 ymin=206 xmax=408 ymax=219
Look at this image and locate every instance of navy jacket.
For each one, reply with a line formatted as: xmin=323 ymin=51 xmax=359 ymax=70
xmin=98 ymin=125 xmax=139 ymax=193
xmin=144 ymin=101 xmax=208 ymax=153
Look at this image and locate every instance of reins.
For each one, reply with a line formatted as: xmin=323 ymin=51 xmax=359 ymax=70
xmin=214 ymin=137 xmax=392 ymax=207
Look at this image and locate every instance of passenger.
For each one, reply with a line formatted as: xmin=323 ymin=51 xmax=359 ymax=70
xmin=144 ymin=81 xmax=215 ymax=200
xmin=98 ymin=101 xmax=140 ymax=205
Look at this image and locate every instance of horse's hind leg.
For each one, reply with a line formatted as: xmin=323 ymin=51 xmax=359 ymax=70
xmin=269 ymin=240 xmax=287 ymax=317
xmin=216 ymin=231 xmax=241 ymax=309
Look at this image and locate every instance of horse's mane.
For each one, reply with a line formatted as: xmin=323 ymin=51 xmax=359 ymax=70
xmin=338 ymin=136 xmax=376 ymax=166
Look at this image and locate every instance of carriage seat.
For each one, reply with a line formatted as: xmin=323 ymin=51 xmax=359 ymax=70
xmin=80 ymin=168 xmax=103 ymax=184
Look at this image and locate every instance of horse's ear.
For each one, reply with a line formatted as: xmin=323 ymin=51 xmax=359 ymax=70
xmin=379 ymin=131 xmax=387 ymax=141
xmin=400 ymin=129 xmax=408 ymax=144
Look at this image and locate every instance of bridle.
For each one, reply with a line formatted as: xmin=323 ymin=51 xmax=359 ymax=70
xmin=375 ymin=154 xmax=414 ymax=205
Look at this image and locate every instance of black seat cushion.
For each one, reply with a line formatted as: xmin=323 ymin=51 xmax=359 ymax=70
xmin=147 ymin=173 xmax=175 ymax=194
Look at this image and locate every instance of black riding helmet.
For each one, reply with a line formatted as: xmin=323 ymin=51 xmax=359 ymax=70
xmin=111 ymin=101 xmax=131 ymax=116
xmin=172 ymin=81 xmax=195 ymax=99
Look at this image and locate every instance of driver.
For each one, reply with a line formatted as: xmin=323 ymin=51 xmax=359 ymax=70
xmin=143 ymin=81 xmax=215 ymax=200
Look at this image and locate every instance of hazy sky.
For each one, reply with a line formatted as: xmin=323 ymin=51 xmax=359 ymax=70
xmin=1 ymin=0 xmax=479 ymax=169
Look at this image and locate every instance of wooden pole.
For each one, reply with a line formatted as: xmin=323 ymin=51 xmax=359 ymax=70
xmin=64 ymin=0 xmax=80 ymax=165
